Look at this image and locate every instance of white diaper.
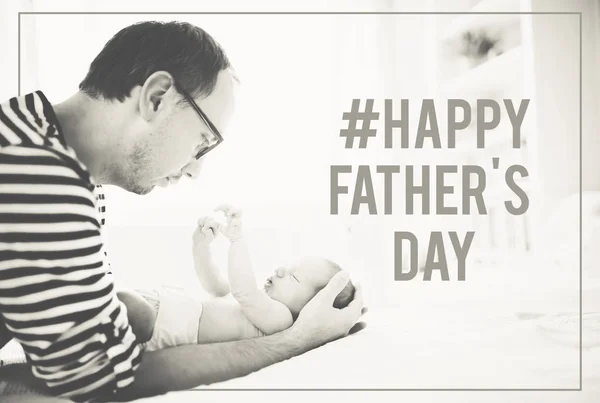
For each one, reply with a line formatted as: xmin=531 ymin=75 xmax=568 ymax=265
xmin=145 ymin=286 xmax=203 ymax=352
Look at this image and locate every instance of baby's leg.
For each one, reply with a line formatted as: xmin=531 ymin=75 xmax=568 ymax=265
xmin=116 ymin=289 xmax=157 ymax=343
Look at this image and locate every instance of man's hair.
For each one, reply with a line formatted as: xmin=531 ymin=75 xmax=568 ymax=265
xmin=323 ymin=259 xmax=355 ymax=309
xmin=79 ymin=21 xmax=232 ymax=102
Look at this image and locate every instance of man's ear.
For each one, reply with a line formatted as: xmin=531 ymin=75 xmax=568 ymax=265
xmin=138 ymin=71 xmax=176 ymax=121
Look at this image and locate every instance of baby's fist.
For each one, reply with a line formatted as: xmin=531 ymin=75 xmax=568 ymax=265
xmin=193 ymin=216 xmax=220 ymax=246
xmin=215 ymin=204 xmax=243 ymax=242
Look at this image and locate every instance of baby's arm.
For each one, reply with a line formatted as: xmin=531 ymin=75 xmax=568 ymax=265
xmin=218 ymin=206 xmax=293 ymax=335
xmin=192 ymin=216 xmax=230 ymax=297
xmin=228 ymin=238 xmax=293 ymax=334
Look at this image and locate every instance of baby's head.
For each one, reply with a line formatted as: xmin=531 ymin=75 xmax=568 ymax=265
xmin=263 ymin=256 xmax=355 ymax=317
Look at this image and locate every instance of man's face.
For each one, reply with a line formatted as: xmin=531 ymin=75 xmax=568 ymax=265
xmin=118 ymin=69 xmax=237 ymax=195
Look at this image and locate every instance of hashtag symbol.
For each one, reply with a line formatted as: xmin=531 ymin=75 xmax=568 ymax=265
xmin=340 ymin=99 xmax=379 ymax=149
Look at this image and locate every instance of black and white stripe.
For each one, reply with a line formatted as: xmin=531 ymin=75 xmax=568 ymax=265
xmin=0 ymin=91 xmax=141 ymax=402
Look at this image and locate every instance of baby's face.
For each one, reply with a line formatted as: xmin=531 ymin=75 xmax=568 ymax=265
xmin=263 ymin=256 xmax=335 ymax=316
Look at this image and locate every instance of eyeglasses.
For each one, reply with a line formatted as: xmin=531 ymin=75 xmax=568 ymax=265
xmin=176 ymin=84 xmax=224 ymax=160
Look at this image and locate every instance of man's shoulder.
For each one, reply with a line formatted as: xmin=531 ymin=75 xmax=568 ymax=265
xmin=0 ymin=144 xmax=108 ymax=229
xmin=0 ymin=91 xmax=109 ymax=226
xmin=0 ymin=91 xmax=53 ymax=148
xmin=0 ymin=90 xmax=99 ymax=191
xmin=1 ymin=91 xmax=80 ymax=162
xmin=0 ymin=144 xmax=96 ymax=192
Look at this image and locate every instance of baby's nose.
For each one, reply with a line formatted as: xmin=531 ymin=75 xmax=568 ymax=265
xmin=275 ymin=267 xmax=287 ymax=278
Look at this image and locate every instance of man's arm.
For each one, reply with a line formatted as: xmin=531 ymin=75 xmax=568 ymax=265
xmin=0 ymin=146 xmax=142 ymax=402
xmin=1 ymin=397 xmax=71 ymax=403
xmin=117 ymin=327 xmax=303 ymax=399
xmin=115 ymin=270 xmax=365 ymax=401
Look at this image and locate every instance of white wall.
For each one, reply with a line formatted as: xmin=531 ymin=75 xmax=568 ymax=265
xmin=528 ymin=0 xmax=596 ymax=213
xmin=522 ymin=0 xmax=599 ymax=266
xmin=0 ymin=0 xmax=34 ymax=99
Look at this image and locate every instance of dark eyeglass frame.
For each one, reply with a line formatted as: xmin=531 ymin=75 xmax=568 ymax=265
xmin=176 ymin=84 xmax=224 ymax=160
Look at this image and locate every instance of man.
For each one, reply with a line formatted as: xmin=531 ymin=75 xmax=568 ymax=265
xmin=0 ymin=21 xmax=365 ymax=402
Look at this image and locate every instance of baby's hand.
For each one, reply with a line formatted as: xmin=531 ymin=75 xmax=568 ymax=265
xmin=193 ymin=216 xmax=220 ymax=247
xmin=215 ymin=204 xmax=243 ymax=242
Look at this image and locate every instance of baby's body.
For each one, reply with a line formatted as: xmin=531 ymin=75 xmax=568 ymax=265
xmin=130 ymin=286 xmax=266 ymax=349
xmin=199 ymin=296 xmax=267 ymax=342
xmin=119 ymin=206 xmax=354 ymax=351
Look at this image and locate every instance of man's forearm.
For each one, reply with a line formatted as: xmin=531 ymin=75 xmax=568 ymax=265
xmin=0 ymin=396 xmax=71 ymax=403
xmin=5 ymin=330 xmax=307 ymax=403
xmin=117 ymin=327 xmax=308 ymax=401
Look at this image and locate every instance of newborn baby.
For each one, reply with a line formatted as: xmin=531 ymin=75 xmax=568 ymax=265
xmin=119 ymin=206 xmax=355 ymax=350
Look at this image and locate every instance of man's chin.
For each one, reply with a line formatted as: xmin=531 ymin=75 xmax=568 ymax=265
xmin=138 ymin=185 xmax=157 ymax=195
xmin=123 ymin=183 xmax=154 ymax=196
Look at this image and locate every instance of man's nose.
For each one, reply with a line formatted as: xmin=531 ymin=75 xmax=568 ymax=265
xmin=183 ymin=158 xmax=204 ymax=180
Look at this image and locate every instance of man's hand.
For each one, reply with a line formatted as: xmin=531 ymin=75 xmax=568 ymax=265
xmin=193 ymin=216 xmax=220 ymax=247
xmin=214 ymin=204 xmax=243 ymax=242
xmin=291 ymin=271 xmax=367 ymax=349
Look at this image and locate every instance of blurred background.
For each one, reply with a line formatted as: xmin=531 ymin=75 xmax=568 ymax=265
xmin=0 ymin=0 xmax=598 ymax=319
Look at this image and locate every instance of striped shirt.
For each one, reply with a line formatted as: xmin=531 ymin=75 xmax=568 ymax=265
xmin=0 ymin=91 xmax=142 ymax=402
